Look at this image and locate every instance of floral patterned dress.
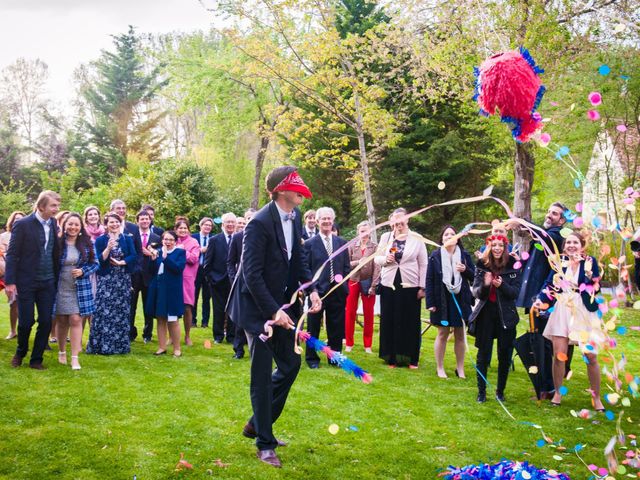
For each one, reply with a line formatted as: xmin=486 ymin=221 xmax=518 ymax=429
xmin=86 ymin=245 xmax=131 ymax=354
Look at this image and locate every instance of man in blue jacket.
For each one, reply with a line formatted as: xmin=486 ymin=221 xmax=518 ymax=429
xmin=227 ymin=166 xmax=321 ymax=468
xmin=6 ymin=190 xmax=61 ymax=370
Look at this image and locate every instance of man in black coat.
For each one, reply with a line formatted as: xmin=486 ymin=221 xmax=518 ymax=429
xmin=204 ymin=212 xmax=237 ymax=343
xmin=5 ymin=191 xmax=62 ymax=369
xmin=303 ymin=206 xmax=351 ymax=368
xmin=227 ymin=166 xmax=321 ymax=468
xmin=131 ymin=209 xmax=161 ymax=343
xmin=514 ymin=201 xmax=567 ymax=398
xmin=227 ymin=209 xmax=255 ymax=359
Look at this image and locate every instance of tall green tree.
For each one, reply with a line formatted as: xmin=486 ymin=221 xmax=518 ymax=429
xmin=70 ymin=26 xmax=167 ymax=183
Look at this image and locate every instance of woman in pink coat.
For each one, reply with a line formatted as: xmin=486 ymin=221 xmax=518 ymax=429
xmin=175 ymin=217 xmax=200 ymax=346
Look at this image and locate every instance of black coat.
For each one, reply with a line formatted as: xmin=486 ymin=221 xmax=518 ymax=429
xmin=226 ymin=201 xmax=314 ymax=334
xmin=4 ymin=213 xmax=61 ymax=288
xmin=425 ymin=248 xmax=475 ymax=324
xmin=203 ymin=231 xmax=233 ymax=285
xmin=516 ymin=224 xmax=563 ymax=308
xmin=226 ymin=231 xmax=243 ymax=283
xmin=134 ymin=231 xmax=161 ymax=287
xmin=469 ymin=257 xmax=522 ymax=329
xmin=303 ymin=234 xmax=351 ymax=297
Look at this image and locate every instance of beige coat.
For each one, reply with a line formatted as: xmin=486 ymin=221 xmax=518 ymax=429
xmin=348 ymin=239 xmax=381 ymax=287
xmin=374 ymin=230 xmax=428 ymax=289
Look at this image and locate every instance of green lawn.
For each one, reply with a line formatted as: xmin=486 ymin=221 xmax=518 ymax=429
xmin=0 ymin=296 xmax=638 ymax=480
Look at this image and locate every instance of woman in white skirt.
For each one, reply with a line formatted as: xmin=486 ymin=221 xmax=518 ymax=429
xmin=533 ymin=231 xmax=605 ymax=410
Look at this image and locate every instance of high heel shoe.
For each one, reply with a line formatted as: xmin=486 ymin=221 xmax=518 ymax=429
xmin=71 ymin=355 xmax=81 ymax=370
xmin=153 ymin=350 xmax=167 ymax=356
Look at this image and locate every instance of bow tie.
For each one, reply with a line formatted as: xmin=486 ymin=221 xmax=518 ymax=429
xmin=281 ymin=212 xmax=296 ymax=222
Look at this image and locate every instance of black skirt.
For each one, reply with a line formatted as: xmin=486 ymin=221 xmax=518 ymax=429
xmin=379 ymin=270 xmax=421 ymax=366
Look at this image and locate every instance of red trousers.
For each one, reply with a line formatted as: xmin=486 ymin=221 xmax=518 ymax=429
xmin=344 ymin=281 xmax=375 ymax=348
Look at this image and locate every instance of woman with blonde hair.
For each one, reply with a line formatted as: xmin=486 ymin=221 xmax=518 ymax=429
xmin=0 ymin=210 xmax=26 ymax=339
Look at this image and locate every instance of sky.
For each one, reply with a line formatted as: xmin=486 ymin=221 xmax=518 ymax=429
xmin=0 ymin=0 xmax=216 ymax=110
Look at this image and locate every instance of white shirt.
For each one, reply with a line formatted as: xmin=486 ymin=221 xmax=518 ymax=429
xmin=35 ymin=211 xmax=51 ymax=250
xmin=158 ymin=247 xmax=176 ymax=275
xmin=274 ymin=202 xmax=293 ymax=260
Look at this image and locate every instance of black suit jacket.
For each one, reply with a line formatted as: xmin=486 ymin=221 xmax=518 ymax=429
xmin=226 ymin=202 xmax=313 ymax=334
xmin=203 ymin=231 xmax=233 ymax=285
xmin=4 ymin=213 xmax=61 ymax=288
xmin=123 ymin=221 xmax=142 ymax=273
xmin=226 ymin=231 xmax=243 ymax=283
xmin=304 ymin=234 xmax=351 ymax=297
xmin=151 ymin=224 xmax=164 ymax=236
xmin=191 ymin=232 xmax=212 ymax=268
xmin=136 ymin=230 xmax=161 ymax=286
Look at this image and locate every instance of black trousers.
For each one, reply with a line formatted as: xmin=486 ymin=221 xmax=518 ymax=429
xmin=233 ymin=322 xmax=247 ymax=355
xmin=130 ymin=272 xmax=154 ymax=340
xmin=534 ymin=310 xmax=574 ymax=392
xmin=194 ymin=265 xmax=211 ymax=326
xmin=16 ymin=279 xmax=56 ymax=365
xmin=246 ymin=327 xmax=301 ymax=451
xmin=305 ymin=289 xmax=346 ymax=366
xmin=475 ymin=301 xmax=515 ymax=394
xmin=211 ymin=278 xmax=231 ymax=342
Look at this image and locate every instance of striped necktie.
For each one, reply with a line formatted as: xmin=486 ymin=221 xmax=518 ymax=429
xmin=324 ymin=235 xmax=334 ymax=282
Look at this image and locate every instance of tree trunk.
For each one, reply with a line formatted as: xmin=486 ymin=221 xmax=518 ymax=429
xmin=353 ymin=91 xmax=377 ymax=242
xmin=251 ymin=134 xmax=270 ymax=210
xmin=513 ymin=142 xmax=535 ymax=250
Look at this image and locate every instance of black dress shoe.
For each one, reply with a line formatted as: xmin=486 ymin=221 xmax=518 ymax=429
xmin=256 ymin=449 xmax=281 ymax=468
xmin=233 ymin=353 xmax=244 ymax=359
xmin=153 ymin=350 xmax=167 ymax=356
xmin=477 ymin=391 xmax=486 ymax=403
xmin=243 ymin=422 xmax=287 ymax=446
xmin=10 ymin=355 xmax=23 ymax=368
xmin=29 ymin=363 xmax=46 ymax=370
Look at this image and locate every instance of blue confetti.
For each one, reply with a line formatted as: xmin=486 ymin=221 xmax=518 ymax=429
xmin=441 ymin=320 xmax=449 ymax=326
xmin=574 ymin=444 xmax=584 ymax=452
xmin=574 ymin=178 xmax=581 ymax=188
xmin=585 ymin=344 xmax=594 ymax=351
xmin=559 ymin=146 xmax=570 ymax=156
xmin=348 ymin=425 xmax=359 ymax=431
xmin=605 ymin=410 xmax=615 ymax=421
xmin=559 ymin=385 xmax=568 ymax=396
xmin=620 ymin=75 xmax=629 ymax=80
xmin=599 ymin=64 xmax=611 ymax=75
xmin=618 ymin=326 xmax=627 ymax=335
xmin=536 ymin=439 xmax=546 ymax=447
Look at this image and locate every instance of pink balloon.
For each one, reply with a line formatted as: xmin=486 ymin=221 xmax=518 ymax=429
xmin=588 ymin=91 xmax=602 ymax=106
xmin=575 ymin=202 xmax=583 ymax=212
xmin=521 ymin=251 xmax=530 ymax=261
xmin=573 ymin=217 xmax=584 ymax=227
xmin=587 ymin=110 xmax=600 ymax=121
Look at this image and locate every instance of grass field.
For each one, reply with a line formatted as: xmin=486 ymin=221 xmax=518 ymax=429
xmin=0 ymin=296 xmax=639 ymax=480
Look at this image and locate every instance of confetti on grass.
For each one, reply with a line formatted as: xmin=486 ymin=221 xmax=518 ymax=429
xmin=442 ymin=460 xmax=570 ymax=479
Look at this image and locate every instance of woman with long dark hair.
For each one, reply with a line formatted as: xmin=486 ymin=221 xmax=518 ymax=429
xmin=87 ymin=213 xmax=137 ymax=355
xmin=533 ymin=231 xmax=605 ymax=410
xmin=468 ymin=235 xmax=521 ymax=402
xmin=54 ymin=213 xmax=99 ymax=370
xmin=146 ymin=230 xmax=186 ymax=356
xmin=425 ymin=225 xmax=475 ymax=379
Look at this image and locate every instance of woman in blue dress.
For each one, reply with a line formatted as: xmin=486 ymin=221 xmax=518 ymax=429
xmin=146 ymin=230 xmax=186 ymax=357
xmin=87 ymin=212 xmax=137 ymax=355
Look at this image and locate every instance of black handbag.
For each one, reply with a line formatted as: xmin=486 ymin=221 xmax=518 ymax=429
xmin=467 ymin=317 xmax=477 ymax=336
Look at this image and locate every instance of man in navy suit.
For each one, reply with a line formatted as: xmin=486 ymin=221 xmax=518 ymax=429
xmin=227 ymin=166 xmax=321 ymax=468
xmin=131 ymin=209 xmax=161 ymax=343
xmin=141 ymin=204 xmax=164 ymax=236
xmin=204 ymin=212 xmax=237 ymax=343
xmin=6 ymin=190 xmax=62 ymax=369
xmin=303 ymin=207 xmax=351 ymax=368
xmin=192 ymin=217 xmax=214 ymax=328
xmin=226 ymin=209 xmax=255 ymax=359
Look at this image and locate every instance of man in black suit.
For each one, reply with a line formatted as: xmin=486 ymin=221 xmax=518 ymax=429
xmin=303 ymin=206 xmax=351 ymax=368
xmin=141 ymin=204 xmax=164 ymax=236
xmin=226 ymin=209 xmax=255 ymax=359
xmin=301 ymin=209 xmax=318 ymax=240
xmin=6 ymin=190 xmax=62 ymax=369
xmin=192 ymin=217 xmax=214 ymax=328
xmin=131 ymin=209 xmax=161 ymax=343
xmin=111 ymin=199 xmax=143 ymax=340
xmin=204 ymin=212 xmax=237 ymax=343
xmin=227 ymin=166 xmax=321 ymax=468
